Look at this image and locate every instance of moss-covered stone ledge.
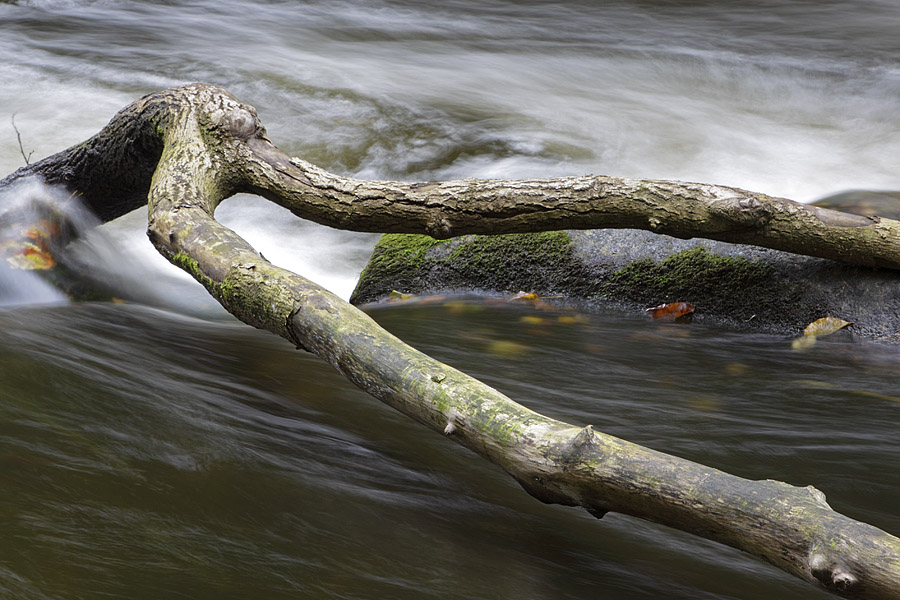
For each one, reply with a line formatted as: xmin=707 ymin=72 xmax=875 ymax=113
xmin=351 ymin=231 xmax=597 ymax=304
xmin=350 ymin=228 xmax=900 ymax=342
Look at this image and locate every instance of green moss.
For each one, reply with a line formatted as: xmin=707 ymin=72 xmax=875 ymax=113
xmin=171 ymin=251 xmax=217 ymax=292
xmin=354 ymin=233 xmax=447 ymax=291
xmin=600 ymin=246 xmax=801 ymax=322
xmin=447 ymin=231 xmax=572 ymax=277
xmin=603 ymin=247 xmax=773 ymax=300
xmin=350 ymin=231 xmax=575 ymax=304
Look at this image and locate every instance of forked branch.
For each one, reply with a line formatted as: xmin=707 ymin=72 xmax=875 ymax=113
xmin=2 ymin=84 xmax=898 ymax=598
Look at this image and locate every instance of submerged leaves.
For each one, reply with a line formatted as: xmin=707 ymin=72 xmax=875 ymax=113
xmin=2 ymin=219 xmax=61 ymax=270
xmin=792 ymin=317 xmax=853 ymax=350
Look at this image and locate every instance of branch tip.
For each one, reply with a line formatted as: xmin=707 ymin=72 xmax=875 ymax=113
xmin=572 ymin=424 xmax=595 ymax=448
xmin=810 ymin=553 xmax=858 ymax=592
xmin=443 ymin=408 xmax=458 ymax=436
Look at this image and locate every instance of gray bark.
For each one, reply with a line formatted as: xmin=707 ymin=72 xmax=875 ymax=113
xmin=2 ymin=83 xmax=899 ymax=598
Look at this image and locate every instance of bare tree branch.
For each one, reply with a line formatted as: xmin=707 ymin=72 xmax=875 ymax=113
xmin=10 ymin=114 xmax=34 ymax=166
xmin=2 ymin=84 xmax=899 ymax=598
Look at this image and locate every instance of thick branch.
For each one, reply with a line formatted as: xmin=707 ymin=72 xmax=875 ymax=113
xmin=239 ymin=141 xmax=900 ymax=270
xmin=3 ymin=84 xmax=899 ymax=598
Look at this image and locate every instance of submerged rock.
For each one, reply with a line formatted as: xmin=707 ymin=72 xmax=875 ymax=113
xmin=351 ymin=226 xmax=900 ymax=343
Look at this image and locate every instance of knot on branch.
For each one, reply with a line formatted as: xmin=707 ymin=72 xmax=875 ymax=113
xmin=443 ymin=407 xmax=458 ymax=435
xmin=809 ymin=550 xmax=858 ymax=593
xmin=426 ymin=215 xmax=453 ymax=239
xmin=709 ymin=194 xmax=774 ymax=230
xmin=557 ymin=425 xmax=597 ymax=465
xmin=202 ymin=104 xmax=260 ymax=141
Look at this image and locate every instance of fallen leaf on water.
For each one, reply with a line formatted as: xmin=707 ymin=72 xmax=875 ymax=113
xmin=519 ymin=315 xmax=548 ymax=325
xmin=791 ymin=379 xmax=837 ymax=389
xmin=791 ymin=335 xmax=817 ymax=351
xmin=387 ymin=290 xmax=415 ymax=302
xmin=792 ymin=317 xmax=853 ymax=351
xmin=507 ymin=291 xmax=556 ymax=310
xmin=792 ymin=380 xmax=900 ymax=404
xmin=446 ymin=301 xmax=485 ymax=315
xmin=724 ymin=363 xmax=750 ymax=376
xmin=558 ymin=314 xmax=590 ymax=325
xmin=848 ymin=390 xmax=900 ymax=404
xmin=486 ymin=340 xmax=530 ymax=358
xmin=803 ymin=317 xmax=853 ymax=337
xmin=584 ymin=343 xmax=608 ymax=354
xmin=645 ymin=302 xmax=695 ymax=323
xmin=686 ymin=395 xmax=720 ymax=412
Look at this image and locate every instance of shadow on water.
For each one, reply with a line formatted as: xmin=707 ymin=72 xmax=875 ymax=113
xmin=0 ymin=298 xmax=896 ymax=599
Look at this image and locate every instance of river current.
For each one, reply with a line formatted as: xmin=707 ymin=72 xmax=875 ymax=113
xmin=1 ymin=1 xmax=899 ymax=598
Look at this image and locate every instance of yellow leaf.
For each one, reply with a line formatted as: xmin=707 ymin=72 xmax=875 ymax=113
xmin=724 ymin=363 xmax=749 ymax=376
xmin=803 ymin=317 xmax=852 ymax=337
xmin=387 ymin=290 xmax=415 ymax=302
xmin=557 ymin=314 xmax=590 ymax=325
xmin=848 ymin=390 xmax=900 ymax=404
xmin=509 ymin=291 xmax=539 ymax=302
xmin=686 ymin=395 xmax=720 ymax=412
xmin=791 ymin=335 xmax=817 ymax=351
xmin=5 ymin=244 xmax=56 ymax=270
xmin=445 ymin=301 xmax=484 ymax=315
xmin=486 ymin=340 xmax=530 ymax=357
xmin=519 ymin=315 xmax=547 ymax=325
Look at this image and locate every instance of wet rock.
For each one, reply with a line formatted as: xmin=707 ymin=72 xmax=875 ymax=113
xmin=351 ymin=227 xmax=900 ymax=343
xmin=811 ymin=190 xmax=900 ymax=220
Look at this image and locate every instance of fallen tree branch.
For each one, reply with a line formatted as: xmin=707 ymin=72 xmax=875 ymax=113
xmin=2 ymin=84 xmax=898 ymax=598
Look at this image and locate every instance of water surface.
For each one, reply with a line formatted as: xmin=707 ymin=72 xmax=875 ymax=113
xmin=1 ymin=1 xmax=898 ymax=598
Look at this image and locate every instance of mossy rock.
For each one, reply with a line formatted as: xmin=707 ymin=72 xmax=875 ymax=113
xmin=351 ymin=231 xmax=591 ymax=304
xmin=351 ymin=228 xmax=900 ymax=342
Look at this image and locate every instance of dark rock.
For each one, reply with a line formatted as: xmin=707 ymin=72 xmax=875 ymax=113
xmin=351 ymin=228 xmax=900 ymax=343
xmin=811 ymin=190 xmax=900 ymax=220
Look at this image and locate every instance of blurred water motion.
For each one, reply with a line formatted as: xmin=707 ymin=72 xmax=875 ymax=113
xmin=1 ymin=1 xmax=899 ymax=598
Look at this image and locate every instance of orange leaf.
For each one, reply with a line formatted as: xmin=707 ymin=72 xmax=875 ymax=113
xmin=6 ymin=245 xmax=56 ymax=270
xmin=645 ymin=302 xmax=695 ymax=322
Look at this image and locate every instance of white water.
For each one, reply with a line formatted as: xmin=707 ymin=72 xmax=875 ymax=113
xmin=2 ymin=4 xmax=900 ymax=599
xmin=2 ymin=0 xmax=900 ymax=307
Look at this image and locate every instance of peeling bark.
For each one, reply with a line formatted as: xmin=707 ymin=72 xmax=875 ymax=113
xmin=2 ymin=84 xmax=899 ymax=598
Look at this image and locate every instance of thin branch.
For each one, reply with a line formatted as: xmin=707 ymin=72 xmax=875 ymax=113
xmin=11 ymin=114 xmax=34 ymax=166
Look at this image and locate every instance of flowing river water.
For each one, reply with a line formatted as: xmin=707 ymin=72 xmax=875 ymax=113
xmin=1 ymin=1 xmax=899 ymax=598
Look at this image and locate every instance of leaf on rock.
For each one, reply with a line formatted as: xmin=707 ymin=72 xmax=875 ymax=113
xmin=509 ymin=291 xmax=540 ymax=302
xmin=645 ymin=302 xmax=695 ymax=323
xmin=802 ymin=317 xmax=853 ymax=337
xmin=507 ymin=291 xmax=556 ymax=310
xmin=792 ymin=317 xmax=853 ymax=351
xmin=387 ymin=290 xmax=415 ymax=302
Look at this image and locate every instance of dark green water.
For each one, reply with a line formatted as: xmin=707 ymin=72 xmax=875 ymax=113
xmin=1 ymin=300 xmax=898 ymax=599
xmin=1 ymin=0 xmax=899 ymax=598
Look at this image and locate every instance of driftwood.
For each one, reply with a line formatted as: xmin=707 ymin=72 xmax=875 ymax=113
xmin=2 ymin=84 xmax=898 ymax=598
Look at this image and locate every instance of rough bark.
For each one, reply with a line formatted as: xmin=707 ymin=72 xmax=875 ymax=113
xmin=2 ymin=83 xmax=899 ymax=598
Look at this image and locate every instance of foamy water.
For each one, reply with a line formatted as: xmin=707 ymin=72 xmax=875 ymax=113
xmin=2 ymin=0 xmax=899 ymax=307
